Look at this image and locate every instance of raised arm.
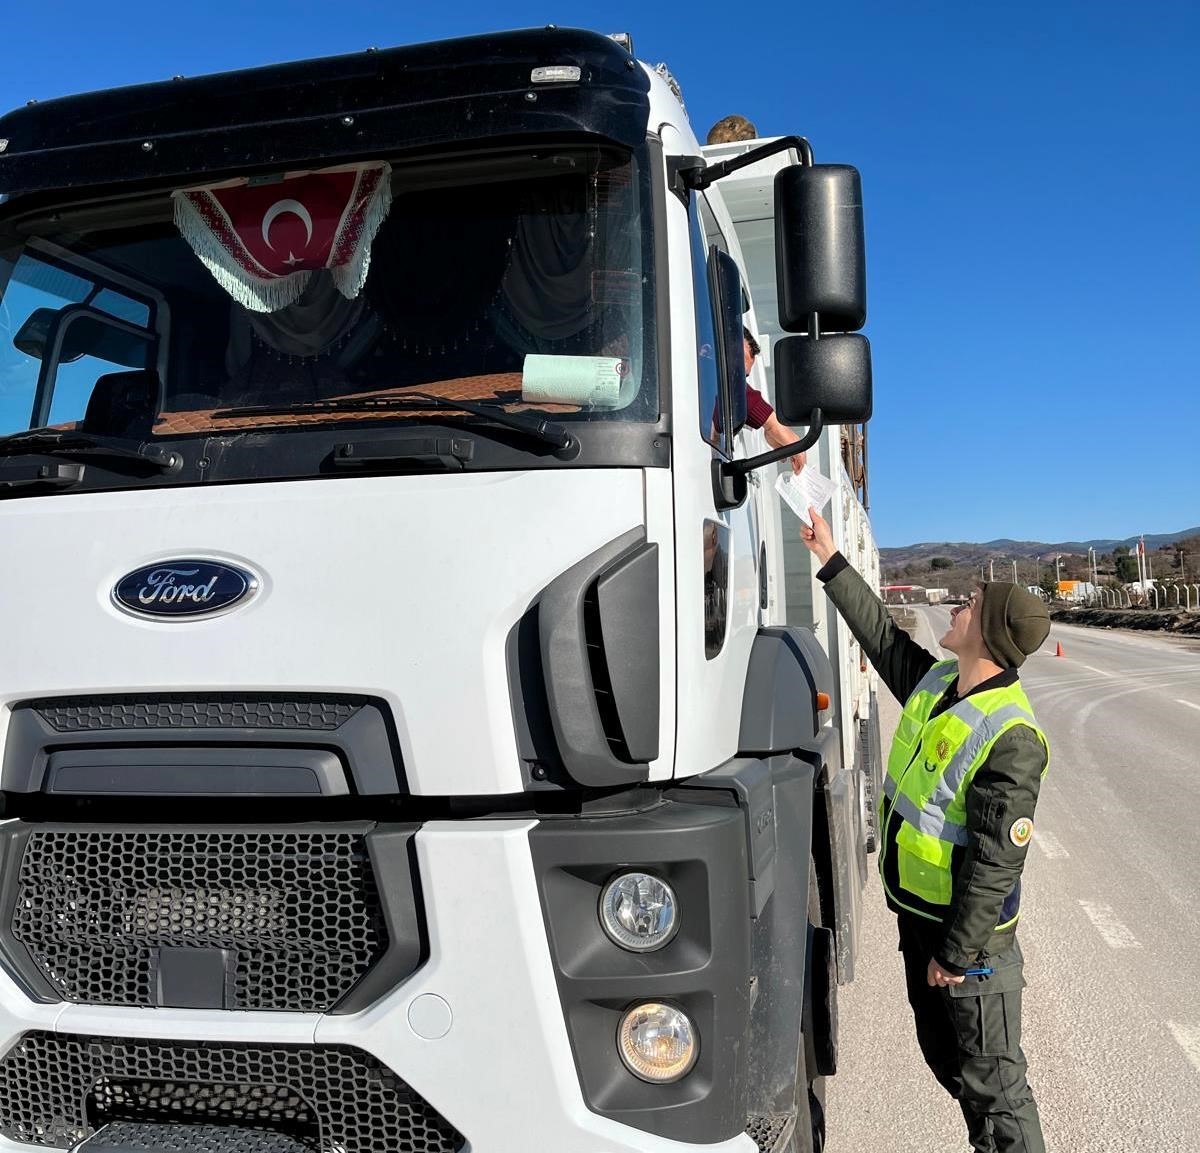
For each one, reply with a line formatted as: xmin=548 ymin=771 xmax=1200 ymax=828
xmin=800 ymin=508 xmax=936 ymax=705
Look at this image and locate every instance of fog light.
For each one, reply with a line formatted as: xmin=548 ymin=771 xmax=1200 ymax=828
xmin=599 ymin=872 xmax=678 ymax=952
xmin=617 ymin=1002 xmax=698 ymax=1082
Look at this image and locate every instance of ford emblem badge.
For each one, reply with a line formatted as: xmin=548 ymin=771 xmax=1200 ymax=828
xmin=113 ymin=559 xmax=259 ymax=620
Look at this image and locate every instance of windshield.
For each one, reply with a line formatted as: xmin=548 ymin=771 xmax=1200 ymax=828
xmin=0 ymin=146 xmax=656 ymax=483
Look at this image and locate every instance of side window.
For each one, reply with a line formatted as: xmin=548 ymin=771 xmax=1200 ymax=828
xmin=0 ymin=250 xmax=154 ymax=436
xmin=689 ymin=198 xmax=727 ymax=456
xmin=699 ymin=194 xmax=729 ymax=255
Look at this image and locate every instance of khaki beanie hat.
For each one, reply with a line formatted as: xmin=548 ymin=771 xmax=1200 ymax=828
xmin=978 ymin=582 xmax=1051 ymax=668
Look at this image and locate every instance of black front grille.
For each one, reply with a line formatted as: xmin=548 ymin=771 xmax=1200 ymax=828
xmin=745 ymin=1113 xmax=793 ymax=1152
xmin=10 ymin=828 xmax=386 ymax=1011
xmin=0 ymin=1032 xmax=465 ymax=1153
xmin=79 ymin=1124 xmax=313 ymax=1153
xmin=32 ymin=695 xmax=360 ymax=732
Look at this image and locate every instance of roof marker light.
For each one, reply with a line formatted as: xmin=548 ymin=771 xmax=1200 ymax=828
xmin=531 ymin=66 xmax=581 ymax=84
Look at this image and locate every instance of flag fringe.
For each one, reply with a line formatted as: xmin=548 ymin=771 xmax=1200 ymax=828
xmin=173 ymin=193 xmax=312 ymax=313
xmin=330 ymin=170 xmax=392 ymax=305
xmin=171 ymin=163 xmax=392 ymax=314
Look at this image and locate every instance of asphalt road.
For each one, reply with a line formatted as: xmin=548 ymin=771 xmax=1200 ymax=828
xmin=826 ymin=608 xmax=1200 ymax=1152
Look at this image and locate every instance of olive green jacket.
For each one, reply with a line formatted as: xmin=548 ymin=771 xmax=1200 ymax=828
xmin=818 ymin=554 xmax=1046 ymax=970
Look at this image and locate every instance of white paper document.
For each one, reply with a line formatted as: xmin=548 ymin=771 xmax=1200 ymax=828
xmin=775 ymin=467 xmax=837 ymax=527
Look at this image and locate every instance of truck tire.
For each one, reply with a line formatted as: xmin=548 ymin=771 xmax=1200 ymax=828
xmin=803 ymin=862 xmax=838 ymax=1079
xmin=795 ymin=860 xmax=830 ymax=1152
xmin=791 ymin=1053 xmax=825 ymax=1153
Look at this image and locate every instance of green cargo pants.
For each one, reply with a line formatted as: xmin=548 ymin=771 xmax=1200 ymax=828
xmin=897 ymin=914 xmax=1045 ymax=1153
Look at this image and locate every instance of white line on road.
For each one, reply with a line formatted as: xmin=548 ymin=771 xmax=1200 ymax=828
xmin=1176 ymin=699 xmax=1200 ymax=712
xmin=1167 ymin=1021 xmax=1200 ymax=1075
xmin=1033 ymin=830 xmax=1070 ymax=859
xmin=1079 ymin=900 xmax=1143 ymax=949
xmin=1079 ymin=665 xmax=1111 ymax=676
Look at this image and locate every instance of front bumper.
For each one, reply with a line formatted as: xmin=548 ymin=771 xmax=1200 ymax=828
xmin=0 ymin=820 xmax=756 ymax=1153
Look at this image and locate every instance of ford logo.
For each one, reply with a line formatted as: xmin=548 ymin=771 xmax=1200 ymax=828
xmin=113 ymin=559 xmax=259 ymax=620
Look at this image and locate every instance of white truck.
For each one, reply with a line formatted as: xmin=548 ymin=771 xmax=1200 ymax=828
xmin=0 ymin=27 xmax=880 ymax=1153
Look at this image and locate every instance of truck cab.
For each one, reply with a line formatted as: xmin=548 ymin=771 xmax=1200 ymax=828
xmin=0 ymin=28 xmax=874 ymax=1153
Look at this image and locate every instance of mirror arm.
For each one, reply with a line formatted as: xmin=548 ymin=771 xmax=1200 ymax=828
xmin=29 ymin=314 xmax=71 ymax=429
xmin=689 ymin=135 xmax=814 ymax=191
xmin=727 ymin=407 xmax=824 ymax=476
xmin=730 ymin=311 xmax=823 ymax=474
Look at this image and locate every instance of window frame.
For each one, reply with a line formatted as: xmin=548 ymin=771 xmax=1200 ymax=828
xmin=0 ymin=240 xmax=166 ymax=434
xmin=689 ymin=195 xmax=732 ymax=460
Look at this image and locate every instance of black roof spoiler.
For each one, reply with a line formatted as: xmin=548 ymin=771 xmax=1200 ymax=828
xmin=0 ymin=27 xmax=649 ymax=200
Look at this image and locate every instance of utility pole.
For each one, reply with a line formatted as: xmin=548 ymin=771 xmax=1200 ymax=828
xmin=1012 ymin=559 xmax=1018 ymax=584
xmin=989 ymin=559 xmax=995 ymax=582
xmin=1055 ymin=554 xmax=1062 ymax=585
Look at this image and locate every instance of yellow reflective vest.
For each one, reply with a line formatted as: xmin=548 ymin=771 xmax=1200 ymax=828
xmin=881 ymin=660 xmax=1049 ymax=928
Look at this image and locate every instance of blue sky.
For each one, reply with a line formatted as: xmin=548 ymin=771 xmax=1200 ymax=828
xmin=2 ymin=1 xmax=1196 ymax=546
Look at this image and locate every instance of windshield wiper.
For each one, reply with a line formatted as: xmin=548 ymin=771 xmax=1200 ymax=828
xmin=215 ymin=392 xmax=579 ymax=456
xmin=0 ymin=430 xmax=182 ymax=475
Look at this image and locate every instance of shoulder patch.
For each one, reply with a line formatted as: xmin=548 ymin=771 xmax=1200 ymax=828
xmin=1009 ymin=817 xmax=1034 ymax=848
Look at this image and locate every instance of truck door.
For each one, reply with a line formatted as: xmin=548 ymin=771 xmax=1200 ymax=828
xmin=671 ymin=192 xmax=760 ymax=777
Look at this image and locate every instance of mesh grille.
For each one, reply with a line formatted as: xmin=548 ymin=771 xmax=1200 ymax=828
xmin=32 ymin=696 xmax=360 ymax=732
xmin=79 ymin=1123 xmax=314 ymax=1153
xmin=745 ymin=1113 xmax=793 ymax=1153
xmin=0 ymin=1032 xmax=465 ymax=1152
xmin=10 ymin=829 xmax=386 ymax=1011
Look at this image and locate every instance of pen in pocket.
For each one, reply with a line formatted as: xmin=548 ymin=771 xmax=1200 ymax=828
xmin=964 ymin=966 xmax=993 ymax=977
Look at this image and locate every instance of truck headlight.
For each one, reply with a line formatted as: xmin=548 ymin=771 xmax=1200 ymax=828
xmin=599 ymin=872 xmax=678 ymax=952
xmin=617 ymin=1002 xmax=698 ymax=1082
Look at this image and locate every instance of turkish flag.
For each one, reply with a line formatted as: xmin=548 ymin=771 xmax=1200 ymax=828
xmin=174 ymin=163 xmax=391 ymax=312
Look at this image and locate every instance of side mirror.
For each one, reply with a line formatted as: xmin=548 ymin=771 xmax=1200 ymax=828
xmin=14 ymin=308 xmax=84 ymax=362
xmin=14 ymin=305 xmax=150 ymax=368
xmin=775 ymin=164 xmax=866 ymax=334
xmin=774 ymin=333 xmax=872 ymax=425
xmin=708 ymin=246 xmax=749 ymax=434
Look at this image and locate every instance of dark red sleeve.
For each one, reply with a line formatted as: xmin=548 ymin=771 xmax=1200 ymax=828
xmin=745 ymin=386 xmax=774 ymax=430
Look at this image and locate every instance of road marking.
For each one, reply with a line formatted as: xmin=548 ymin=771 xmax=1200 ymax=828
xmin=1167 ymin=1022 xmax=1200 ymax=1075
xmin=1033 ymin=830 xmax=1069 ymax=859
xmin=1078 ymin=900 xmax=1143 ymax=949
xmin=1176 ymin=699 xmax=1200 ymax=712
xmin=1079 ymin=665 xmax=1111 ymax=676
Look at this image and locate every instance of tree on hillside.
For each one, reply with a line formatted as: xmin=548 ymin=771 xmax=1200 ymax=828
xmin=1166 ymin=535 xmax=1200 ymax=580
xmin=1038 ymin=572 xmax=1058 ymax=600
xmin=930 ymin=557 xmax=953 ymax=570
xmin=1113 ymin=546 xmax=1139 ymax=583
xmin=1060 ymin=554 xmax=1090 ymax=581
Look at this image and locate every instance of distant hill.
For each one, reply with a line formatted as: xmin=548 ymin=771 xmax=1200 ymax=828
xmin=881 ymin=527 xmax=1200 ymax=566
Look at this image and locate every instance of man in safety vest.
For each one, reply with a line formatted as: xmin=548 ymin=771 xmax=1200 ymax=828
xmin=801 ymin=508 xmax=1051 ymax=1153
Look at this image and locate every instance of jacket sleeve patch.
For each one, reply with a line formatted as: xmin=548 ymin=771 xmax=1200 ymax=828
xmin=1008 ymin=817 xmax=1034 ymax=847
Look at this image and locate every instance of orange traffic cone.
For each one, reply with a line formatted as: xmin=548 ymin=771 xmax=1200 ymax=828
xmin=1055 ymin=642 xmax=1064 ymax=657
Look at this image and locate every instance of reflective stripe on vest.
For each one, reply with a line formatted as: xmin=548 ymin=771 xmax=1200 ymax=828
xmin=880 ymin=660 xmax=1048 ymax=920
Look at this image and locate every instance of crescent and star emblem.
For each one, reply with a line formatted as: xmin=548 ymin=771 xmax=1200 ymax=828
xmin=261 ymin=199 xmax=315 ymax=266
